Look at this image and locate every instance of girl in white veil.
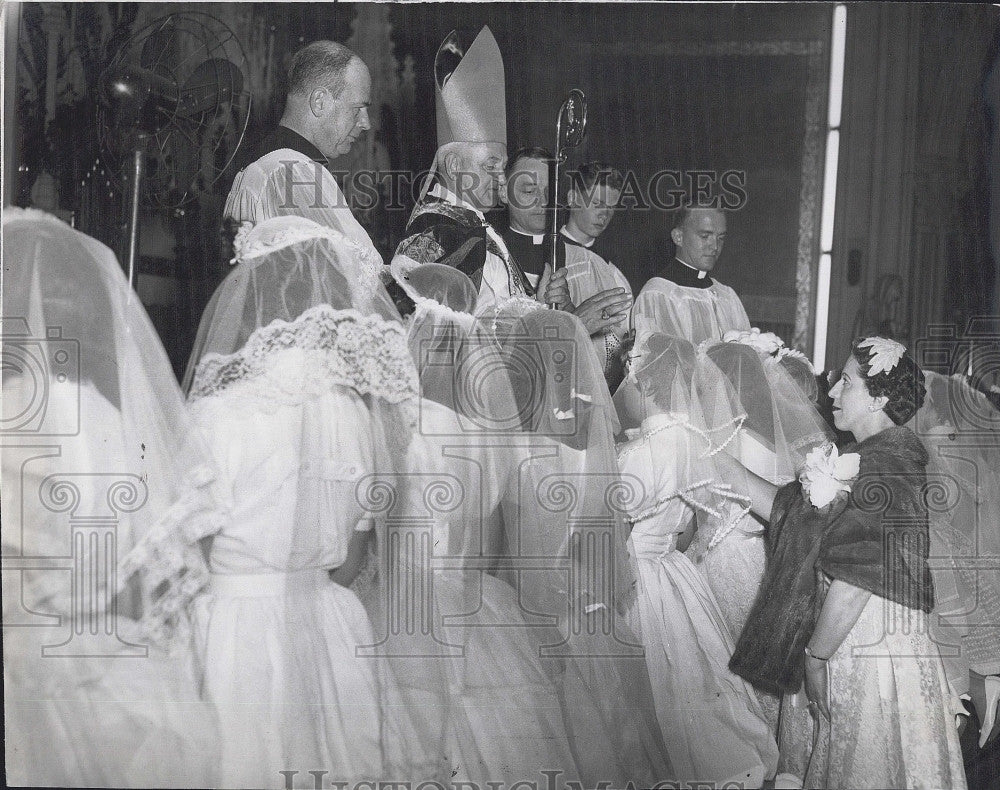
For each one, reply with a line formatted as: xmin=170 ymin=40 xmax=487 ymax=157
xmin=185 ymin=216 xmax=430 ymax=787
xmin=2 ymin=208 xmax=221 ymax=787
xmin=381 ymin=261 xmax=582 ymax=786
xmin=614 ymin=331 xmax=778 ymax=787
xmin=491 ymin=300 xmax=674 ymax=787
xmin=691 ymin=340 xmax=833 ymax=642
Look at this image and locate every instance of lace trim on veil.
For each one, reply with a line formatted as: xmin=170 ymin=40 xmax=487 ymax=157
xmin=190 ymin=304 xmax=419 ymax=405
xmin=116 ymin=463 xmax=227 ymax=648
xmin=412 ymin=295 xmax=476 ymax=330
xmin=233 ymin=218 xmax=384 ymax=298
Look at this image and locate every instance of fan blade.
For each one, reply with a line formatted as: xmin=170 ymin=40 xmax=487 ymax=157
xmin=176 ymin=59 xmax=244 ymax=118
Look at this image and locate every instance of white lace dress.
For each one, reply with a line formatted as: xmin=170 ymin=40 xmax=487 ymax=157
xmin=776 ymin=594 xmax=968 ymax=790
xmin=618 ymin=415 xmax=778 ymax=787
xmin=191 ymin=369 xmax=396 ymax=788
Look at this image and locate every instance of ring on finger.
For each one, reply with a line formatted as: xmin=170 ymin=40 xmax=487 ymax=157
xmin=601 ymin=309 xmax=609 ymax=320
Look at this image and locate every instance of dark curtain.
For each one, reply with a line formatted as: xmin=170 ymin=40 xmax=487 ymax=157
xmin=388 ymin=3 xmax=831 ymax=340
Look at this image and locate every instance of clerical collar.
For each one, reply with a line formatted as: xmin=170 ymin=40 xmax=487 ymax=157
xmin=560 ymin=226 xmax=594 ymax=248
xmin=657 ymin=256 xmax=714 ymax=289
xmin=676 ymin=256 xmax=708 ymax=279
xmin=510 ymin=226 xmax=545 ymax=245
xmin=255 ymin=125 xmax=327 ymax=164
xmin=429 ymin=183 xmax=485 ymax=221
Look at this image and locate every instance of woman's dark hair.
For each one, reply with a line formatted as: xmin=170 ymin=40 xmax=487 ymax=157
xmin=637 ymin=333 xmax=697 ymax=414
xmin=851 ymin=336 xmax=926 ymax=425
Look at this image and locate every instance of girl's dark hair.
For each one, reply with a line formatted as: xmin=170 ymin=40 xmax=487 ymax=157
xmin=851 ymin=336 xmax=926 ymax=425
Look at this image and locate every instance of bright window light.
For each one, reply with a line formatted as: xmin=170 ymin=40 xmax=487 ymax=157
xmin=813 ymin=4 xmax=847 ymax=371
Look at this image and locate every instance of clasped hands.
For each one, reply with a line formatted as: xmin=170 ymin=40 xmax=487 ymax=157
xmin=538 ymin=267 xmax=630 ymax=336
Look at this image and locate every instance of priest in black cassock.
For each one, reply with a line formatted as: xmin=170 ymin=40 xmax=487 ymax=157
xmin=391 ymin=27 xmax=531 ymax=314
xmin=499 ymin=146 xmax=553 ymax=293
xmin=501 ymin=153 xmax=632 ymax=387
xmin=631 ymin=206 xmax=750 ymax=346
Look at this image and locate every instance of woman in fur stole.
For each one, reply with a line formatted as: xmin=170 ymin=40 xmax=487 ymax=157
xmin=725 ymin=336 xmax=967 ymax=789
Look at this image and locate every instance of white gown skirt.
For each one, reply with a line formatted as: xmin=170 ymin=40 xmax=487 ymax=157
xmin=435 ymin=572 xmax=581 ymax=785
xmin=628 ymin=531 xmax=778 ymax=787
xmin=4 ymin=620 xmax=219 ymax=789
xmin=780 ymin=595 xmax=968 ymax=790
xmin=196 ymin=569 xmax=390 ymax=789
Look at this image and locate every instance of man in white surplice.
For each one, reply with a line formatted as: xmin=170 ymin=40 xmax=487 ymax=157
xmin=631 ymin=206 xmax=750 ymax=346
xmin=223 ymin=40 xmax=377 ymax=253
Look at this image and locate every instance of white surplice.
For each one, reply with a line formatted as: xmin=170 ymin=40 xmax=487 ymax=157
xmin=631 ymin=275 xmax=750 ymax=347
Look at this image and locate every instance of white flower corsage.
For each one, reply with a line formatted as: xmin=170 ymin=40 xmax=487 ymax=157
xmin=723 ymin=327 xmax=784 ymax=356
xmin=799 ymin=442 xmax=860 ymax=509
xmin=230 ymin=221 xmax=255 ymax=264
xmin=723 ymin=327 xmax=818 ymax=373
xmin=858 ymin=337 xmax=905 ymax=375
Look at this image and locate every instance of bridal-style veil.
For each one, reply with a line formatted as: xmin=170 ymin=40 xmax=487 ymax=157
xmin=490 ymin=299 xmax=674 ymax=786
xmin=184 ymin=215 xmax=441 ymax=785
xmin=2 ymin=208 xmax=221 ymax=787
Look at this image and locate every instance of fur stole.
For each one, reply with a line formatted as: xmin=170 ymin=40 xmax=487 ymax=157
xmin=729 ymin=425 xmax=932 ymax=695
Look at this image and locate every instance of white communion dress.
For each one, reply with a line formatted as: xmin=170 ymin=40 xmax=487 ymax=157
xmin=190 ymin=364 xmax=407 ymax=788
xmin=618 ymin=413 xmax=779 ymax=787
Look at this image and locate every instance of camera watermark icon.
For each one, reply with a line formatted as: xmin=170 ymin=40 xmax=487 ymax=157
xmin=2 ymin=470 xmax=149 ymax=658
xmin=415 ymin=318 xmax=581 ymax=437
xmin=415 ymin=327 xmax=527 ymax=435
xmin=1 ymin=318 xmax=80 ymax=435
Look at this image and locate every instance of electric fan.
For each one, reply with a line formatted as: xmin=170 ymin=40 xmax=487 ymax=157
xmin=97 ymin=12 xmax=251 ymax=285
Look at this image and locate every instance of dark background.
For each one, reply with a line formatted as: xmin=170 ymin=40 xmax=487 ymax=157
xmin=9 ymin=3 xmax=998 ymax=385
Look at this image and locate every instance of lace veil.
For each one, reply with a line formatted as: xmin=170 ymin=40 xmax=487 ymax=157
xmin=184 ymin=216 xmax=435 ymax=779
xmin=2 ymin=207 xmax=223 ymax=647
